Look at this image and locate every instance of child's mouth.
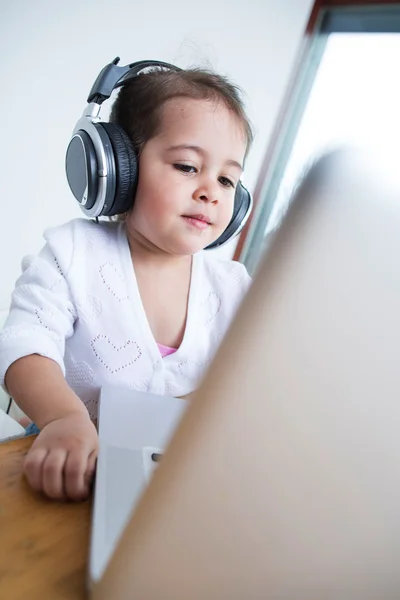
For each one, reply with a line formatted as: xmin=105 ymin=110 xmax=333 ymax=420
xmin=182 ymin=214 xmax=211 ymax=230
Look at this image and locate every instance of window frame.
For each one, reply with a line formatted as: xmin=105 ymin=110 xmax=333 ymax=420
xmin=236 ymin=0 xmax=400 ymax=272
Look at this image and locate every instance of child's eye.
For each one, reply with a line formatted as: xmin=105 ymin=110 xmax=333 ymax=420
xmin=173 ymin=164 xmax=197 ymax=174
xmin=219 ymin=176 xmax=235 ymax=189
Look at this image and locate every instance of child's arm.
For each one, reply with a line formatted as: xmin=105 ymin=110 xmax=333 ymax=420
xmin=6 ymin=355 xmax=98 ymax=501
xmin=0 ymin=223 xmax=98 ymax=501
xmin=6 ymin=355 xmax=87 ymax=428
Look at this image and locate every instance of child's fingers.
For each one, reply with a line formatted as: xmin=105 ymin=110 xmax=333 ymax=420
xmin=23 ymin=447 xmax=49 ymax=493
xmin=64 ymin=450 xmax=89 ymax=501
xmin=42 ymin=449 xmax=68 ymax=500
xmin=84 ymin=449 xmax=98 ymax=489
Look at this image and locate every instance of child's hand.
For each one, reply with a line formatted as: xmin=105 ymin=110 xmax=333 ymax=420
xmin=23 ymin=411 xmax=98 ymax=501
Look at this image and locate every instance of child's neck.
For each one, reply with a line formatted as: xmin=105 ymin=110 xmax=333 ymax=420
xmin=126 ymin=228 xmax=193 ymax=349
xmin=127 ymin=230 xmax=192 ymax=272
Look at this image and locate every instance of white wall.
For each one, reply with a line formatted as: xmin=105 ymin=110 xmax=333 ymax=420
xmin=0 ymin=0 xmax=313 ymax=311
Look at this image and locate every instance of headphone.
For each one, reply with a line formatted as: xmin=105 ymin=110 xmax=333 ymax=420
xmin=65 ymin=57 xmax=253 ymax=249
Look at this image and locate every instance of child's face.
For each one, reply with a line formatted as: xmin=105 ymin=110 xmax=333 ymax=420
xmin=126 ymin=97 xmax=247 ymax=255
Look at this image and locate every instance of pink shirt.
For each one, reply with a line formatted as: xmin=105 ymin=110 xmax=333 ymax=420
xmin=157 ymin=343 xmax=177 ymax=358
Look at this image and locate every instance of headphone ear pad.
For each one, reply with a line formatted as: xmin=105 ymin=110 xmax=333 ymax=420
xmin=96 ymin=122 xmax=138 ymax=216
xmin=205 ymin=182 xmax=252 ymax=250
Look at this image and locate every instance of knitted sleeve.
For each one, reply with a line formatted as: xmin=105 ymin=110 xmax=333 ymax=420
xmin=0 ymin=227 xmax=77 ymax=391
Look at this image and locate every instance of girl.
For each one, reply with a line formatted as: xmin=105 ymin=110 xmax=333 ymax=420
xmin=0 ymin=64 xmax=253 ymax=501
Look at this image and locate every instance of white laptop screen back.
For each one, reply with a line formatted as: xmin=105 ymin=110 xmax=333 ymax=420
xmin=94 ymin=151 xmax=400 ymax=599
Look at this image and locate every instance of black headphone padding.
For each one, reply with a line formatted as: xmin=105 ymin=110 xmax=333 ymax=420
xmin=97 ymin=122 xmax=138 ymax=216
xmin=205 ymin=183 xmax=251 ymax=249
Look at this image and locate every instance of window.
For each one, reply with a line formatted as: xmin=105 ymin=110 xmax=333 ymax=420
xmin=242 ymin=5 xmax=400 ymax=274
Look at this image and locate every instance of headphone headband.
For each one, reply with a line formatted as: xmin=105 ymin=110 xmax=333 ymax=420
xmin=87 ymin=57 xmax=181 ymax=105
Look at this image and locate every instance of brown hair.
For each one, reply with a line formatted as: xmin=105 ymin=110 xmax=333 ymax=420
xmin=109 ymin=67 xmax=253 ymax=158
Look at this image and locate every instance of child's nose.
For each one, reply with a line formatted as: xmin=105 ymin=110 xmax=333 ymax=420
xmin=193 ymin=180 xmax=219 ymax=204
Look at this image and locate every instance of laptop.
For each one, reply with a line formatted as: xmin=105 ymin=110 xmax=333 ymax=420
xmin=89 ymin=387 xmax=187 ymax=584
xmin=91 ymin=152 xmax=400 ymax=599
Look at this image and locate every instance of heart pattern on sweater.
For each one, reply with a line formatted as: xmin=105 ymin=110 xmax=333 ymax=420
xmin=177 ymin=357 xmax=212 ymax=381
xmin=66 ymin=360 xmax=95 ymax=387
xmin=202 ymin=291 xmax=222 ymax=325
xmin=64 ymin=346 xmax=95 ymax=386
xmin=99 ymin=262 xmax=129 ymax=302
xmin=78 ymin=295 xmax=103 ymax=323
xmin=91 ymin=335 xmax=142 ymax=374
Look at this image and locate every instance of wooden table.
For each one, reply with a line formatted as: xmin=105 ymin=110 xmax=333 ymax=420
xmin=0 ymin=435 xmax=91 ymax=599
